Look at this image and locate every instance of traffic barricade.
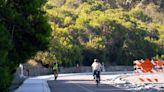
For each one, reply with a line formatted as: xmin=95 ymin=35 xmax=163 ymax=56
xmin=133 ymin=59 xmax=164 ymax=84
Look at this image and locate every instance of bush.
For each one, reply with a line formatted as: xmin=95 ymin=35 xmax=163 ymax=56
xmin=0 ymin=67 xmax=12 ymax=92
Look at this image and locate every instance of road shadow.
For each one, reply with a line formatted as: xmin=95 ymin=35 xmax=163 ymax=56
xmin=48 ymin=79 xmax=133 ymax=92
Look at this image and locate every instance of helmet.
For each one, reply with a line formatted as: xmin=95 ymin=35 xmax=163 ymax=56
xmin=94 ymin=59 xmax=98 ymax=62
xmin=54 ymin=62 xmax=57 ymax=64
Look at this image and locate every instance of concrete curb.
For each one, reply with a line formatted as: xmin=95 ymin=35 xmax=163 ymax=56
xmin=43 ymin=80 xmax=51 ymax=92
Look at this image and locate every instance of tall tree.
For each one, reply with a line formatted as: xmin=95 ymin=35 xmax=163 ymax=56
xmin=0 ymin=0 xmax=52 ymax=91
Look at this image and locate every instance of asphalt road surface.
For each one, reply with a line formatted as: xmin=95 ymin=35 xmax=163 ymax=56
xmin=48 ymin=73 xmax=132 ymax=92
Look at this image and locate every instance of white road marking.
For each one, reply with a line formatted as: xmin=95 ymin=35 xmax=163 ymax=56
xmin=98 ymin=88 xmax=128 ymax=91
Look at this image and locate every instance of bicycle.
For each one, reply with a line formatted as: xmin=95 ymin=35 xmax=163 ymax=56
xmin=94 ymin=70 xmax=100 ymax=87
xmin=54 ymin=70 xmax=58 ymax=80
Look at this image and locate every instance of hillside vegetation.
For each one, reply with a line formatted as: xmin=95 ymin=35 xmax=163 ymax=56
xmin=35 ymin=0 xmax=164 ymax=67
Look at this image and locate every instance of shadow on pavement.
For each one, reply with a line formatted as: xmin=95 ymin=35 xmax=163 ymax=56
xmin=48 ymin=79 xmax=134 ymax=92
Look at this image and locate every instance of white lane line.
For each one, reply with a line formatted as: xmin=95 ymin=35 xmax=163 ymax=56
xmin=72 ymin=82 xmax=94 ymax=92
xmin=98 ymin=88 xmax=128 ymax=91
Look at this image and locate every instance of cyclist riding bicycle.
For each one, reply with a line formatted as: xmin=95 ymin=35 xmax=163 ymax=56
xmin=91 ymin=59 xmax=102 ymax=80
xmin=53 ymin=62 xmax=58 ymax=80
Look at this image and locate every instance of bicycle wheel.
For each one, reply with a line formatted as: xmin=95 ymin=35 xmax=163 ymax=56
xmin=95 ymin=77 xmax=100 ymax=87
xmin=54 ymin=75 xmax=57 ymax=80
xmin=54 ymin=70 xmax=58 ymax=80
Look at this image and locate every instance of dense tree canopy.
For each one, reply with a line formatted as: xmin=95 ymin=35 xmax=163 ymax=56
xmin=39 ymin=0 xmax=164 ymax=67
xmin=0 ymin=0 xmax=163 ymax=91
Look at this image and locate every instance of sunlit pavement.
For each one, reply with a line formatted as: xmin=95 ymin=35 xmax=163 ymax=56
xmin=16 ymin=72 xmax=164 ymax=92
xmin=47 ymin=73 xmax=132 ymax=92
xmin=14 ymin=78 xmax=50 ymax=92
xmin=15 ymin=72 xmax=133 ymax=92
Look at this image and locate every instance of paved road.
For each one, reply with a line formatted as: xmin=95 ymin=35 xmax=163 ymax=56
xmin=48 ymin=73 xmax=132 ymax=92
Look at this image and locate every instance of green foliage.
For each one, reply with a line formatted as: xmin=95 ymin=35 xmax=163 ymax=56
xmin=0 ymin=24 xmax=11 ymax=92
xmin=0 ymin=67 xmax=11 ymax=92
xmin=143 ymin=3 xmax=164 ymax=24
xmin=0 ymin=0 xmax=52 ymax=91
xmin=0 ymin=24 xmax=10 ymax=64
xmin=34 ymin=51 xmax=55 ymax=66
xmin=43 ymin=0 xmax=163 ymax=67
xmin=130 ymin=8 xmax=152 ymax=22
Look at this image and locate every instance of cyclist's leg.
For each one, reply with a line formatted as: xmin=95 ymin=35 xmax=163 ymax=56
xmin=53 ymin=70 xmax=55 ymax=76
xmin=56 ymin=70 xmax=58 ymax=76
xmin=95 ymin=71 xmax=100 ymax=87
xmin=93 ymin=70 xmax=96 ymax=79
xmin=54 ymin=70 xmax=57 ymax=78
xmin=98 ymin=71 xmax=100 ymax=81
xmin=54 ymin=70 xmax=58 ymax=80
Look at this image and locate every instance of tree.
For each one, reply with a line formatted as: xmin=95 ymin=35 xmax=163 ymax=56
xmin=0 ymin=0 xmax=52 ymax=91
xmin=0 ymin=24 xmax=12 ymax=92
xmin=43 ymin=0 xmax=163 ymax=67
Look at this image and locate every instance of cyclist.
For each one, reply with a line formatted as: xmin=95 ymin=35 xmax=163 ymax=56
xmin=91 ymin=59 xmax=102 ymax=80
xmin=53 ymin=62 xmax=58 ymax=80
